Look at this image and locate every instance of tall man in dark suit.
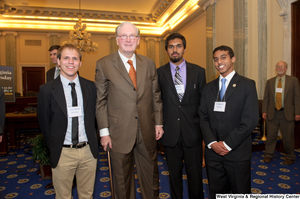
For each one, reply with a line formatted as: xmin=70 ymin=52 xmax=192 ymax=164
xmin=157 ymin=33 xmax=206 ymax=199
xmin=95 ymin=22 xmax=164 ymax=199
xmin=200 ymin=45 xmax=259 ymax=198
xmin=38 ymin=44 xmax=99 ymax=199
xmin=0 ymin=87 xmax=5 ymax=143
xmin=262 ymin=61 xmax=300 ymax=165
xmin=46 ymin=45 xmax=61 ymax=82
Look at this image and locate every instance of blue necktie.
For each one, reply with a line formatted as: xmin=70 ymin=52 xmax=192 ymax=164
xmin=220 ymin=78 xmax=226 ymax=100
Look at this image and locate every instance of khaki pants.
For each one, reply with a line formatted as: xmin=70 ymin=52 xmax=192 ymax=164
xmin=52 ymin=145 xmax=97 ymax=199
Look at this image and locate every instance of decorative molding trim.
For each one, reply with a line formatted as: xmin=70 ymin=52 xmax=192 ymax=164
xmin=46 ymin=33 xmax=61 ymax=37
xmin=2 ymin=32 xmax=18 ymax=36
xmin=107 ymin=35 xmax=116 ymax=39
xmin=200 ymin=0 xmax=217 ymax=11
xmin=277 ymin=0 xmax=288 ymax=22
xmin=145 ymin=37 xmax=158 ymax=41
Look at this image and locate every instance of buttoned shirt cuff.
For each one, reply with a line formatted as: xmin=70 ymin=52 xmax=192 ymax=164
xmin=207 ymin=141 xmax=217 ymax=149
xmin=100 ymin=128 xmax=109 ymax=137
xmin=223 ymin=141 xmax=232 ymax=151
xmin=155 ymin=125 xmax=163 ymax=127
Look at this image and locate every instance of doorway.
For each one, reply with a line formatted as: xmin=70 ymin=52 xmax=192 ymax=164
xmin=291 ymin=0 xmax=300 ymax=148
xmin=22 ymin=67 xmax=45 ymax=96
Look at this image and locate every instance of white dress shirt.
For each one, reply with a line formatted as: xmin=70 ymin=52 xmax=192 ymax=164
xmin=60 ymin=75 xmax=88 ymax=144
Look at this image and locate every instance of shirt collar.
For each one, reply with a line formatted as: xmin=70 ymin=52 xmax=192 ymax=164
xmin=60 ymin=74 xmax=79 ymax=87
xmin=170 ymin=58 xmax=186 ymax=71
xmin=219 ymin=70 xmax=236 ymax=82
xmin=277 ymin=74 xmax=286 ymax=81
xmin=118 ymin=50 xmax=136 ymax=65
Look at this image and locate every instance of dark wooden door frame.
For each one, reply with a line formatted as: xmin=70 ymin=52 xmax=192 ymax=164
xmin=291 ymin=0 xmax=300 ymax=149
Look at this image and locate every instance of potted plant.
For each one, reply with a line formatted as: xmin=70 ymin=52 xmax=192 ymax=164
xmin=27 ymin=134 xmax=52 ymax=179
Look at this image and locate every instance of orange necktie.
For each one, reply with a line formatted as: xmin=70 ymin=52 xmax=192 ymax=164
xmin=127 ymin=60 xmax=137 ymax=90
xmin=276 ymin=78 xmax=282 ymax=110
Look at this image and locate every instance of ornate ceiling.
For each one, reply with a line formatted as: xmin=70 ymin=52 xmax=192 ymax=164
xmin=0 ymin=0 xmax=215 ymax=36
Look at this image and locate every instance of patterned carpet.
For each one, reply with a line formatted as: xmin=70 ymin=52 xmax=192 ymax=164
xmin=0 ymin=139 xmax=299 ymax=198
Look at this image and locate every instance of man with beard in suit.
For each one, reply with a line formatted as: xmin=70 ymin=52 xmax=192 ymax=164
xmin=262 ymin=61 xmax=300 ymax=165
xmin=157 ymin=33 xmax=206 ymax=199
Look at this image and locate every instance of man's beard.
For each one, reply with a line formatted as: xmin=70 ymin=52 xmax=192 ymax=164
xmin=170 ymin=55 xmax=182 ymax=63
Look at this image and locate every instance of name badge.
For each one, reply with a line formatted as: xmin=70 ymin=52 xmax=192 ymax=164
xmin=276 ymin=88 xmax=283 ymax=93
xmin=68 ymin=106 xmax=83 ymax=117
xmin=214 ymin=102 xmax=226 ymax=112
xmin=175 ymin=85 xmax=184 ymax=93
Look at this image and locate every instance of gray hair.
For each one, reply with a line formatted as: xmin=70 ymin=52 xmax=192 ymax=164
xmin=116 ymin=22 xmax=140 ymax=37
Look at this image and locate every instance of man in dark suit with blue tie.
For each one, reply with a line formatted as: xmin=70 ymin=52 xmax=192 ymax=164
xmin=200 ymin=45 xmax=259 ymax=198
xmin=38 ymin=44 xmax=98 ymax=198
xmin=157 ymin=33 xmax=206 ymax=199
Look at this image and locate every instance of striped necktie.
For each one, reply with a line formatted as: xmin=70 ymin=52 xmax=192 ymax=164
xmin=175 ymin=66 xmax=184 ymax=101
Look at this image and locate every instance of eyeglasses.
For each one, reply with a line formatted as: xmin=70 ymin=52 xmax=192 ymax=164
xmin=118 ymin=34 xmax=138 ymax=40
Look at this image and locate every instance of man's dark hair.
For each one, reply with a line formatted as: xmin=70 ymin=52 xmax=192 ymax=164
xmin=165 ymin=33 xmax=186 ymax=51
xmin=213 ymin=45 xmax=234 ymax=58
xmin=48 ymin=45 xmax=61 ymax=52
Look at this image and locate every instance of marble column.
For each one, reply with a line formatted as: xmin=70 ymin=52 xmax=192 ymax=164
xmin=158 ymin=38 xmax=169 ymax=67
xmin=277 ymin=0 xmax=297 ymax=74
xmin=205 ymin=3 xmax=216 ymax=82
xmin=234 ymin=0 xmax=248 ymax=77
xmin=145 ymin=37 xmax=157 ymax=62
xmin=3 ymin=32 xmax=18 ymax=90
xmin=257 ymin=0 xmax=268 ymax=99
xmin=47 ymin=34 xmax=61 ymax=69
xmin=107 ymin=35 xmax=118 ymax=54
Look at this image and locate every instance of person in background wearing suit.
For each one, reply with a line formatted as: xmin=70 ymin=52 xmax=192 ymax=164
xmin=95 ymin=22 xmax=164 ymax=199
xmin=37 ymin=44 xmax=99 ymax=199
xmin=200 ymin=45 xmax=259 ymax=198
xmin=0 ymin=87 xmax=5 ymax=143
xmin=262 ymin=61 xmax=300 ymax=165
xmin=157 ymin=33 xmax=206 ymax=199
xmin=46 ymin=45 xmax=61 ymax=82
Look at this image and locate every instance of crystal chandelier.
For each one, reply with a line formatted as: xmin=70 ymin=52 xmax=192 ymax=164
xmin=63 ymin=0 xmax=98 ymax=53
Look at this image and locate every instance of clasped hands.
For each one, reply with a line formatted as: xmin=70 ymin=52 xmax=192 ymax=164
xmin=210 ymin=141 xmax=229 ymax=156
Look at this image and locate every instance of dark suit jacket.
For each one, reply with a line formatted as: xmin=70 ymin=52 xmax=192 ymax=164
xmin=262 ymin=75 xmax=300 ymax=121
xmin=200 ymin=73 xmax=259 ymax=161
xmin=0 ymin=87 xmax=5 ymax=136
xmin=157 ymin=62 xmax=206 ymax=147
xmin=95 ymin=52 xmax=163 ymax=154
xmin=46 ymin=67 xmax=56 ymax=82
xmin=37 ymin=76 xmax=99 ymax=168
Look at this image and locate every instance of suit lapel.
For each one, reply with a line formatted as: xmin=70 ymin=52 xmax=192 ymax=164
xmin=284 ymin=75 xmax=291 ymax=99
xmin=79 ymin=77 xmax=89 ymax=111
xmin=270 ymin=77 xmax=276 ymax=102
xmin=211 ymin=78 xmax=219 ymax=100
xmin=224 ymin=73 xmax=239 ymax=101
xmin=51 ymin=77 xmax=67 ymax=118
xmin=183 ymin=63 xmax=194 ymax=101
xmin=162 ymin=63 xmax=178 ymax=96
xmin=136 ymin=54 xmax=145 ymax=90
xmin=112 ymin=52 xmax=135 ymax=89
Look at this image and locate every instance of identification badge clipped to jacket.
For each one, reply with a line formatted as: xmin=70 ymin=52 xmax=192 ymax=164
xmin=214 ymin=102 xmax=226 ymax=112
xmin=68 ymin=106 xmax=83 ymax=117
